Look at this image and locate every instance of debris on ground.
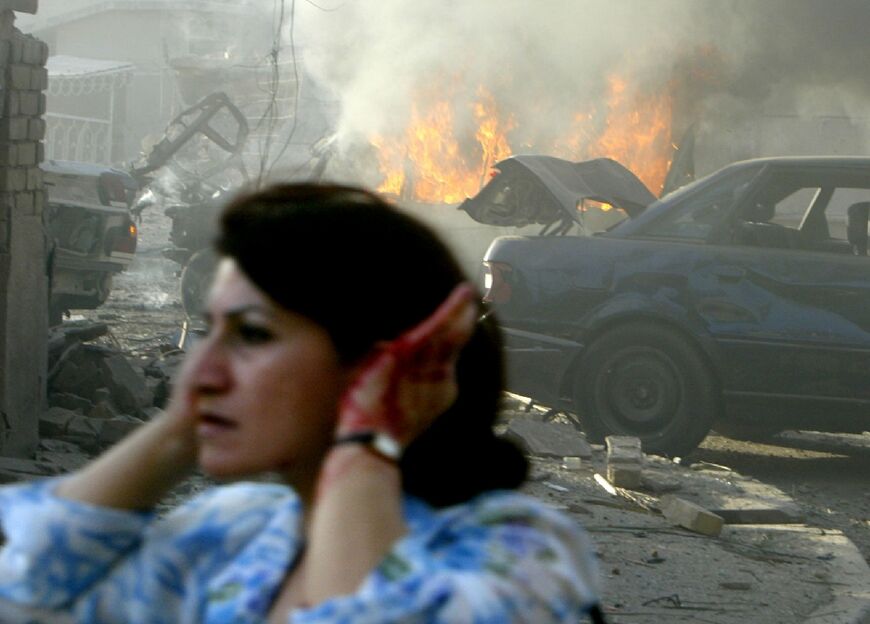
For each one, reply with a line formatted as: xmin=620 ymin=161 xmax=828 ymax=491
xmin=605 ymin=435 xmax=643 ymax=488
xmin=497 ymin=403 xmax=870 ymax=623
xmin=36 ymin=321 xmax=179 ymax=462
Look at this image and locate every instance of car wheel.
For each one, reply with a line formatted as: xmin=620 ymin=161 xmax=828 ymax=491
xmin=575 ymin=323 xmax=719 ymax=457
xmin=180 ymin=248 xmax=218 ymax=321
xmin=94 ymin=273 xmax=113 ymax=307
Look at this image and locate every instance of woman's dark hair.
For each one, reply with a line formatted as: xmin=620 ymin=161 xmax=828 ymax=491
xmin=217 ymin=183 xmax=527 ymax=507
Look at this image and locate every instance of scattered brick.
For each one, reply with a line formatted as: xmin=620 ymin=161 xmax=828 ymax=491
xmin=605 ymin=435 xmax=643 ymax=488
xmin=660 ymin=494 xmax=724 ymax=536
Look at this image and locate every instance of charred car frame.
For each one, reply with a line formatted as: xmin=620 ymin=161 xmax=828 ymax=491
xmin=44 ymin=160 xmax=139 ymax=325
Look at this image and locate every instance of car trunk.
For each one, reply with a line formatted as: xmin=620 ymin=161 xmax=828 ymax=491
xmin=458 ymin=155 xmax=656 ymax=230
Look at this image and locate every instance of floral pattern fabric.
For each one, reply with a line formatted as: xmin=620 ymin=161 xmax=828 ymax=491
xmin=0 ymin=479 xmax=599 ymax=623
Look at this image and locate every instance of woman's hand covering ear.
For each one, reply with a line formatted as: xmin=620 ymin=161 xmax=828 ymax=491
xmin=337 ymin=283 xmax=478 ymax=447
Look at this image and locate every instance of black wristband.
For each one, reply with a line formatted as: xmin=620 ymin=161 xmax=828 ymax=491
xmin=334 ymin=431 xmax=402 ymax=462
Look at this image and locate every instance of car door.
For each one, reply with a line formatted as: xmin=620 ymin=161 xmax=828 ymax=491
xmin=636 ymin=162 xmax=870 ymax=412
xmin=695 ymin=244 xmax=870 ymax=404
xmin=696 ymin=165 xmax=870 ymax=407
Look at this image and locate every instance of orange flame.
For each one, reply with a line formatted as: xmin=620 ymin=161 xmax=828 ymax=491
xmin=584 ymin=75 xmax=675 ymax=195
xmin=473 ymin=88 xmax=515 ymax=185
xmin=374 ymin=74 xmax=675 ymax=203
xmin=374 ymin=87 xmax=515 ymax=204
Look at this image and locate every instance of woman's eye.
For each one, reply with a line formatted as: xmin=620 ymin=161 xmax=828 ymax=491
xmin=237 ymin=324 xmax=274 ymax=344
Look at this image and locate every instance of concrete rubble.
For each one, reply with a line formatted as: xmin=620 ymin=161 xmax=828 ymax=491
xmin=605 ymin=435 xmax=643 ymax=489
xmin=659 ymin=494 xmax=725 ymax=537
xmin=504 ymin=418 xmax=592 ymax=459
xmin=500 ymin=396 xmax=870 ymax=624
xmin=0 ymin=321 xmax=177 ymax=485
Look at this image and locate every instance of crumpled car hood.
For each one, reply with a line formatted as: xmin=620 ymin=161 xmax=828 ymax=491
xmin=458 ymin=155 xmax=656 ymax=227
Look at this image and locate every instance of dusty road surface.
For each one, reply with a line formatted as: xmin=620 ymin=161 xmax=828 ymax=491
xmin=696 ymin=431 xmax=870 ymax=564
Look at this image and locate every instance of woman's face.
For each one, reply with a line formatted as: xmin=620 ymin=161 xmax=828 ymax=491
xmin=185 ymin=258 xmax=348 ymax=484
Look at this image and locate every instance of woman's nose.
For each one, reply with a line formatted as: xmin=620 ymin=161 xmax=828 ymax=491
xmin=186 ymin=338 xmax=231 ymax=394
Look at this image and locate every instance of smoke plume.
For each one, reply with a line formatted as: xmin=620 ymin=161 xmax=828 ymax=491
xmin=292 ymin=0 xmax=870 ymax=179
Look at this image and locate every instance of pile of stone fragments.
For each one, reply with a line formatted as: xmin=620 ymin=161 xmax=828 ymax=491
xmin=0 ymin=322 xmax=182 ymax=483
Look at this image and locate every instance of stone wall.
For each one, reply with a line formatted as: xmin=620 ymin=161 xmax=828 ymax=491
xmin=0 ymin=0 xmax=48 ymax=457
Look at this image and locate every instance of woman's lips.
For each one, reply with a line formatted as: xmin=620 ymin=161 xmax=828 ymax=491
xmin=196 ymin=413 xmax=238 ymax=438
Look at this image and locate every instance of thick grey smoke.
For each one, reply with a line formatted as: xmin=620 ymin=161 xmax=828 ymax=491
xmin=700 ymin=0 xmax=870 ymax=102
xmin=299 ymin=0 xmax=693 ymax=140
xmin=292 ymin=0 xmax=870 ymax=179
xmin=681 ymin=0 xmax=870 ymax=166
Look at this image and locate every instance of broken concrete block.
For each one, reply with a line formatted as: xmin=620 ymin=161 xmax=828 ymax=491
xmin=99 ymin=415 xmax=144 ymax=447
xmin=660 ymin=494 xmax=724 ymax=536
xmin=36 ymin=438 xmax=87 ymax=458
xmin=64 ymin=415 xmax=103 ymax=448
xmin=51 ymin=350 xmax=103 ymax=399
xmin=89 ymin=401 xmax=121 ymax=420
xmin=99 ymin=353 xmax=149 ymax=414
xmin=605 ymin=436 xmax=643 ymax=488
xmin=48 ymin=392 xmax=93 ymax=413
xmin=607 ymin=464 xmax=642 ymax=489
xmin=503 ymin=419 xmax=592 ymax=458
xmin=0 ymin=457 xmax=51 ymax=484
xmin=606 ymin=435 xmax=643 ymax=462
xmin=38 ymin=438 xmax=83 ymax=454
xmin=39 ymin=406 xmax=77 ymax=437
xmin=38 ymin=452 xmax=88 ymax=473
xmin=562 ymin=456 xmax=583 ymax=470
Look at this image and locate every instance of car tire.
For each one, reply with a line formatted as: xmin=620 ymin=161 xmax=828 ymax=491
xmin=94 ymin=273 xmax=113 ymax=307
xmin=180 ymin=248 xmax=218 ymax=321
xmin=575 ymin=323 xmax=719 ymax=457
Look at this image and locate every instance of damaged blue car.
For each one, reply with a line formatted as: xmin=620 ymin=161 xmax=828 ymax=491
xmin=462 ymin=155 xmax=870 ymax=455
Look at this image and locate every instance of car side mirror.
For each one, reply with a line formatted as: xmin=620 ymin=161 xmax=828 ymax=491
xmin=846 ymin=202 xmax=870 ymax=256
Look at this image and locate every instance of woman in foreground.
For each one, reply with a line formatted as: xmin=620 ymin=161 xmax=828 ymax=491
xmin=0 ymin=184 xmax=601 ymax=623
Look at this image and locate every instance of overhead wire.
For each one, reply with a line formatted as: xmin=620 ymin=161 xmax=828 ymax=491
xmin=254 ymin=0 xmax=289 ymax=187
xmin=265 ymin=0 xmax=302 ymax=180
xmin=256 ymin=0 xmax=340 ymax=184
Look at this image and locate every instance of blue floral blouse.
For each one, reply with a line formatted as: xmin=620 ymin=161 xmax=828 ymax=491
xmin=0 ymin=479 xmax=599 ymax=623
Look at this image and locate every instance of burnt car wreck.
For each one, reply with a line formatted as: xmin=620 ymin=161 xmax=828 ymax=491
xmin=44 ymin=161 xmax=139 ymax=325
xmin=44 ymin=92 xmax=250 ymax=328
xmin=464 ymin=155 xmax=870 ymax=456
xmin=130 ymin=91 xmax=249 ymax=324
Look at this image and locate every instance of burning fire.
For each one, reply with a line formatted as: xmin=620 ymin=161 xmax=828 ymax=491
xmin=372 ymin=87 xmax=515 ymax=204
xmin=373 ymin=73 xmax=676 ymax=203
xmin=581 ymin=75 xmax=674 ymax=195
